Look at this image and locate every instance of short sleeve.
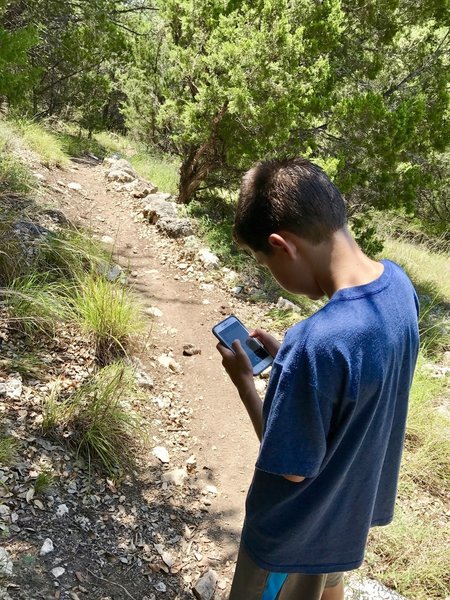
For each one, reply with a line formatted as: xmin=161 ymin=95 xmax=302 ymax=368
xmin=256 ymin=347 xmax=333 ymax=479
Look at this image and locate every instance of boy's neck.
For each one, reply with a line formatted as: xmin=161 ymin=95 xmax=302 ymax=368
xmin=312 ymin=228 xmax=384 ymax=299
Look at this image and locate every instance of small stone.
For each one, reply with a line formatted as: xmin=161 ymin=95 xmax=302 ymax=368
xmin=67 ymin=182 xmax=82 ymax=191
xmin=0 ymin=548 xmax=13 ymax=575
xmin=51 ymin=567 xmax=65 ymax=578
xmin=100 ymin=235 xmax=115 ymax=245
xmin=33 ymin=172 xmax=46 ymax=182
xmin=254 ymin=379 xmax=267 ymax=394
xmin=153 ymin=446 xmax=170 ymax=464
xmin=40 ymin=538 xmax=54 ymax=556
xmin=162 ymin=468 xmax=188 ymax=486
xmin=276 ymin=296 xmax=301 ymax=313
xmin=0 ymin=375 xmax=22 ymax=400
xmin=146 ymin=306 xmax=163 ymax=318
xmin=183 ymin=343 xmax=201 ymax=356
xmin=56 ymin=504 xmax=69 ymax=517
xmin=158 ymin=355 xmax=182 ymax=373
xmin=154 ymin=582 xmax=166 ymax=592
xmin=193 ymin=569 xmax=218 ymax=600
xmin=198 ymin=249 xmax=220 ymax=269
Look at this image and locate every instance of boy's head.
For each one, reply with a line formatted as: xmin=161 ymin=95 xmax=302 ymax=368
xmin=233 ymin=157 xmax=347 ymax=254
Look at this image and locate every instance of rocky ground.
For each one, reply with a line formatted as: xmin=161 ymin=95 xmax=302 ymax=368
xmin=0 ymin=154 xmax=410 ymax=599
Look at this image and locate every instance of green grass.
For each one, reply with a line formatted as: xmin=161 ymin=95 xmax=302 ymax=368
xmin=36 ymin=228 xmax=110 ymax=282
xmin=70 ymin=273 xmax=145 ymax=364
xmin=0 ymin=121 xmax=37 ymax=195
xmin=129 ymin=152 xmax=179 ymax=195
xmin=382 ymin=238 xmax=450 ymax=358
xmin=383 ymin=238 xmax=450 ymax=300
xmin=365 ymin=357 xmax=450 ymax=599
xmin=0 ymin=436 xmax=18 ymax=466
xmin=6 ymin=273 xmax=71 ymax=337
xmin=42 ymin=363 xmax=141 ymax=475
xmin=402 ymin=355 xmax=450 ymax=495
xmin=15 ymin=120 xmax=69 ymax=168
xmin=0 ymin=353 xmax=45 ymax=379
xmin=93 ymin=131 xmax=134 ymax=156
xmin=34 ymin=468 xmax=55 ymax=495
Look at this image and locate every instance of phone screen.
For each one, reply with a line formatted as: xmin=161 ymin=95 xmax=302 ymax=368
xmin=218 ymin=320 xmax=269 ymax=368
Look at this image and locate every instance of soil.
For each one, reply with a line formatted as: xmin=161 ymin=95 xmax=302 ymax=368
xmin=0 ymin=156 xmax=276 ymax=600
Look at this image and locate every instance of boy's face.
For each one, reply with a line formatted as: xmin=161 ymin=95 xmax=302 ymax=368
xmin=251 ymin=238 xmax=325 ymax=300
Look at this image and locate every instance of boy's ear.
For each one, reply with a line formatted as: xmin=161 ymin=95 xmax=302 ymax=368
xmin=268 ymin=233 xmax=296 ymax=258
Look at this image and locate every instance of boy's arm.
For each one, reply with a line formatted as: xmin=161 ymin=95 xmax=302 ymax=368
xmin=216 ymin=340 xmax=264 ymax=440
xmin=217 ymin=339 xmax=304 ymax=483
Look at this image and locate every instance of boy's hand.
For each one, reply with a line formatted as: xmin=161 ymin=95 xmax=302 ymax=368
xmin=216 ymin=339 xmax=254 ymax=391
xmin=250 ymin=328 xmax=280 ymax=358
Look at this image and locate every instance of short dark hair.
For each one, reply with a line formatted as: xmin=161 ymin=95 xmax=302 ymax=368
xmin=233 ymin=158 xmax=347 ymax=253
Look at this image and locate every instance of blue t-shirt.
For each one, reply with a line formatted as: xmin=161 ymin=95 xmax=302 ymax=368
xmin=242 ymin=260 xmax=419 ymax=574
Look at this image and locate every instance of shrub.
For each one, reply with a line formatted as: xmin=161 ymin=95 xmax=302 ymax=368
xmin=70 ymin=273 xmax=145 ymax=364
xmin=42 ymin=363 xmax=141 ymax=475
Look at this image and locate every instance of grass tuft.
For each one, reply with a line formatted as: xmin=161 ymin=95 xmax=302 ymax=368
xmin=70 ymin=274 xmax=145 ymax=364
xmin=0 ymin=436 xmax=18 ymax=466
xmin=15 ymin=120 xmax=69 ymax=168
xmin=34 ymin=468 xmax=55 ymax=495
xmin=42 ymin=363 xmax=141 ymax=475
xmin=5 ymin=273 xmax=71 ymax=338
xmin=129 ymin=152 xmax=179 ymax=195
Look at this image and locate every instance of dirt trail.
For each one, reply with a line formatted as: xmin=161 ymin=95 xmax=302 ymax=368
xmin=48 ymin=160 xmax=261 ymax=554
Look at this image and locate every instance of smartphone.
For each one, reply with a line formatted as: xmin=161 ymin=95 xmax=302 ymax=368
xmin=212 ymin=314 xmax=273 ymax=376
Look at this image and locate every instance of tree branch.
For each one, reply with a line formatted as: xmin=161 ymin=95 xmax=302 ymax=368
xmin=383 ymin=28 xmax=450 ymax=98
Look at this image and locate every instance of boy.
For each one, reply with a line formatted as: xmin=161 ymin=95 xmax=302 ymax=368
xmin=216 ymin=158 xmax=419 ymax=600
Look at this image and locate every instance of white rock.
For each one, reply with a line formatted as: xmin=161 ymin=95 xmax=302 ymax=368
xmin=56 ymin=504 xmax=69 ymax=517
xmin=154 ymin=544 xmax=175 ymax=568
xmin=276 ymin=296 xmax=301 ymax=313
xmin=0 ymin=375 xmax=22 ymax=400
xmin=154 ymin=582 xmax=167 ymax=593
xmin=157 ymin=355 xmax=182 ymax=373
xmin=152 ymin=446 xmax=170 ymax=464
xmin=0 ymin=548 xmax=13 ymax=576
xmin=206 ymin=485 xmax=218 ymax=495
xmin=193 ymin=569 xmax=218 ymax=600
xmin=346 ymin=575 xmax=407 ymax=599
xmin=162 ymin=468 xmax=188 ymax=486
xmin=0 ymin=506 xmax=10 ymax=516
xmin=146 ymin=306 xmax=163 ymax=318
xmin=100 ymin=235 xmax=115 ymax=245
xmin=40 ymin=538 xmax=54 ymax=556
xmin=198 ymin=249 xmax=220 ymax=269
xmin=255 ymin=379 xmax=267 ymax=394
xmin=106 ymin=169 xmax=135 ymax=183
xmin=51 ymin=567 xmax=65 ymax=578
xmin=67 ymin=182 xmax=82 ymax=191
xmin=33 ymin=172 xmax=46 ymax=182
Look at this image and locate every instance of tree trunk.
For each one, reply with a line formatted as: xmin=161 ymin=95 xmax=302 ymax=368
xmin=176 ymin=102 xmax=229 ymax=204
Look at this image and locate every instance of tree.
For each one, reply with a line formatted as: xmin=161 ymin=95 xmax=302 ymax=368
xmin=122 ymin=0 xmax=449 ymax=217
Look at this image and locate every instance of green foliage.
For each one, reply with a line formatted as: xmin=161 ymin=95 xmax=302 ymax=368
xmin=0 ymin=122 xmax=37 ymax=195
xmin=403 ymin=357 xmax=450 ymax=494
xmin=0 ymin=21 xmax=40 ymax=106
xmin=129 ymin=152 xmax=179 ymax=195
xmin=15 ymin=120 xmax=69 ymax=167
xmin=366 ymin=357 xmax=450 ymax=599
xmin=0 ymin=435 xmax=18 ymax=466
xmin=6 ymin=273 xmax=71 ymax=338
xmin=350 ymin=213 xmax=384 ymax=257
xmin=42 ymin=363 xmax=141 ymax=475
xmin=70 ymin=274 xmax=145 ymax=364
xmin=34 ymin=468 xmax=55 ymax=495
xmin=122 ymin=0 xmax=449 ymax=213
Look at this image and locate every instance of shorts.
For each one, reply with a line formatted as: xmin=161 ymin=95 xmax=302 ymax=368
xmin=229 ymin=544 xmax=343 ymax=600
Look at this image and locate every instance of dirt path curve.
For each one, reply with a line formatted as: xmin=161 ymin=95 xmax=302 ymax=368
xmin=48 ymin=160 xmax=261 ymax=559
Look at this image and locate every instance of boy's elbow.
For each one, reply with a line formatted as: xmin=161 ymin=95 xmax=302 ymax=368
xmin=283 ymin=474 xmax=305 ymax=483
